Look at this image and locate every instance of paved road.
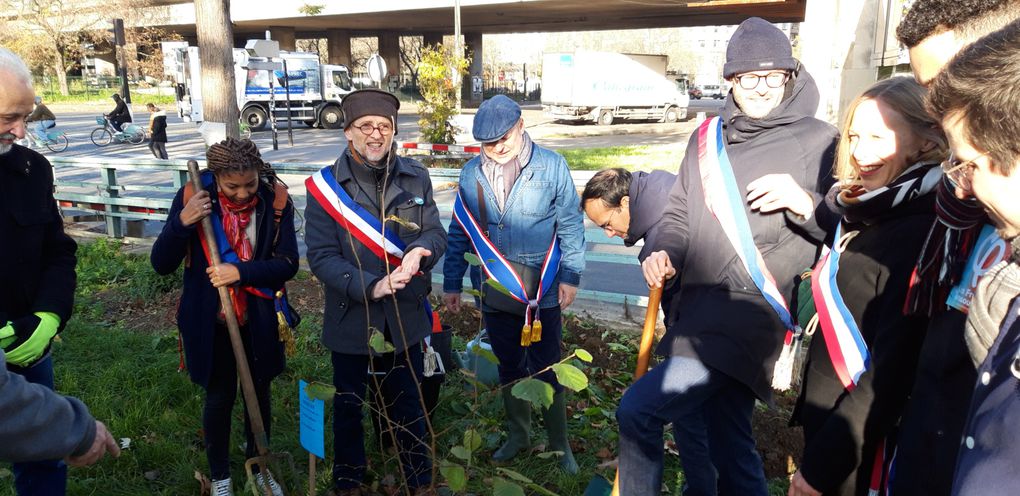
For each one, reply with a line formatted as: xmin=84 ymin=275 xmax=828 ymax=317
xmin=45 ymin=99 xmax=723 ymax=321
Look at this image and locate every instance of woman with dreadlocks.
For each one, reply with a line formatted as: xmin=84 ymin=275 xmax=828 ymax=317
xmin=151 ymin=138 xmax=298 ymax=496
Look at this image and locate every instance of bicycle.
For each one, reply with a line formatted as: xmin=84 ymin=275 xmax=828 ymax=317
xmin=22 ymin=125 xmax=69 ymax=153
xmin=90 ymin=116 xmax=145 ymax=147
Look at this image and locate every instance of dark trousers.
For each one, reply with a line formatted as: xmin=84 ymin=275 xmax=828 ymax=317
xmin=483 ymin=306 xmax=563 ymax=390
xmin=9 ymin=356 xmax=67 ymax=496
xmin=331 ymin=345 xmax=430 ymax=490
xmin=149 ymin=141 xmax=168 ymax=159
xmin=110 ymin=118 xmax=126 ymax=132
xmin=203 ymin=324 xmax=272 ymax=481
xmin=616 ymin=356 xmax=767 ymax=496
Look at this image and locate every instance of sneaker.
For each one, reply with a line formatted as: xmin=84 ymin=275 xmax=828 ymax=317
xmin=254 ymin=470 xmax=284 ymax=496
xmin=212 ymin=478 xmax=234 ymax=496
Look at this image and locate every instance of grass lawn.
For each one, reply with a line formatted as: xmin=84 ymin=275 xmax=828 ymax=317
xmin=0 ymin=239 xmax=794 ymax=495
xmin=559 ymin=143 xmax=686 ymax=172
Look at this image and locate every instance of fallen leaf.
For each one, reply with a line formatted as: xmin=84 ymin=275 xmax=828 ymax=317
xmin=194 ymin=470 xmax=211 ymax=495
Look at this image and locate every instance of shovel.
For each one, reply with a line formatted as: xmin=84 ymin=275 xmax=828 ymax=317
xmin=584 ymin=284 xmax=664 ymax=496
xmin=187 ymin=161 xmax=293 ymax=496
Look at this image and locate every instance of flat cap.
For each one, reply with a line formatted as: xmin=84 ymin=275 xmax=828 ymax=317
xmin=472 ymin=95 xmax=521 ymax=143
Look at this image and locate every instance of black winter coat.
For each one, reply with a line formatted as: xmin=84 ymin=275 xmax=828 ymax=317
xmin=791 ymin=191 xmax=935 ymax=496
xmin=150 ymin=178 xmax=299 ymax=387
xmin=625 ymin=170 xmax=682 ymax=319
xmin=650 ymin=69 xmax=839 ymax=402
xmin=149 ymin=113 xmax=167 ymax=143
xmin=0 ymin=145 xmax=77 ymax=328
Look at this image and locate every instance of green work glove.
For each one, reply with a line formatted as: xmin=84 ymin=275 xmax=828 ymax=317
xmin=4 ymin=312 xmax=60 ymax=367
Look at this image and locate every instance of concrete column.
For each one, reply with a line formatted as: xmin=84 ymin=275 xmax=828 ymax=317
xmin=423 ymin=32 xmax=444 ymax=49
xmin=378 ymin=32 xmax=401 ymax=87
xmin=268 ymin=26 xmax=296 ymax=51
xmin=463 ymin=32 xmax=484 ymax=106
xmin=800 ymin=0 xmax=882 ymax=124
xmin=327 ymin=29 xmax=352 ymax=66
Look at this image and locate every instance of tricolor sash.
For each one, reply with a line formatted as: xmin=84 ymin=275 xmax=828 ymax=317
xmin=697 ymin=117 xmax=801 ymax=388
xmin=811 ymin=223 xmax=869 ymax=391
xmin=305 ymin=166 xmax=434 ymax=328
xmin=452 ymin=190 xmax=561 ymax=345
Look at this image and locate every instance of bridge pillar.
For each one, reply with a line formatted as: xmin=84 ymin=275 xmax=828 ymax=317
xmin=423 ymin=32 xmax=444 ymax=49
xmin=268 ymin=26 xmax=296 ymax=51
xmin=327 ymin=29 xmax=352 ymax=67
xmin=463 ymin=32 xmax=483 ymax=107
xmin=378 ymin=32 xmax=401 ymax=90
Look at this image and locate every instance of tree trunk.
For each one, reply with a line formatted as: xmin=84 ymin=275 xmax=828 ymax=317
xmin=53 ymin=53 xmax=69 ymax=96
xmin=194 ymin=0 xmax=240 ymax=139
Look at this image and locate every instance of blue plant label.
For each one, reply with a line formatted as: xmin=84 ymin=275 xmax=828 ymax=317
xmin=299 ymin=379 xmax=325 ymax=458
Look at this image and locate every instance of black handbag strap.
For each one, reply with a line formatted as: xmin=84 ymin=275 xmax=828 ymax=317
xmin=476 ymin=179 xmax=489 ymax=238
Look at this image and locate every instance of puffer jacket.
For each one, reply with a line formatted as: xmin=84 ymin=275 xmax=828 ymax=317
xmin=650 ymin=68 xmax=839 ymax=402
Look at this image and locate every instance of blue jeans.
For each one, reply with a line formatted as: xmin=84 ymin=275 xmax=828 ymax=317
xmin=8 ymin=356 xmax=68 ymax=496
xmin=33 ymin=120 xmax=54 ymax=141
xmin=616 ymin=356 xmax=767 ymax=496
xmin=331 ymin=345 xmax=430 ymax=491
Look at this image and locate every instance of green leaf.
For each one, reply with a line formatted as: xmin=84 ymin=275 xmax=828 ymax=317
xmin=463 ymin=288 xmax=482 ymax=298
xmin=607 ymin=342 xmax=630 ymax=352
xmin=492 ymin=477 xmax=525 ymax=496
xmin=552 ymin=363 xmax=589 ymax=392
xmin=484 ymin=277 xmax=514 ymax=297
xmin=464 ymin=252 xmax=482 ymax=266
xmin=511 ymin=379 xmax=553 ymax=409
xmin=368 ymin=328 xmax=395 ymax=354
xmin=535 ymin=450 xmax=563 ymax=459
xmin=439 ymin=462 xmax=467 ymax=491
xmin=496 ymin=467 xmax=533 ymax=484
xmin=470 ymin=344 xmax=500 ymax=365
xmin=304 ymin=381 xmax=336 ymax=402
xmin=450 ymin=445 xmax=471 ymax=461
xmin=574 ymin=348 xmax=593 ymax=363
xmin=463 ymin=429 xmax=483 ymax=452
xmin=459 ymin=372 xmax=491 ymax=391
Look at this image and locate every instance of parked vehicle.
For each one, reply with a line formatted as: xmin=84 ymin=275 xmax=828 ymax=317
xmin=688 ymin=86 xmax=703 ymax=99
xmin=700 ymin=84 xmax=726 ymax=99
xmin=90 ymin=116 xmax=145 ymax=147
xmin=541 ymin=51 xmax=690 ymax=125
xmin=164 ymin=45 xmax=355 ymax=130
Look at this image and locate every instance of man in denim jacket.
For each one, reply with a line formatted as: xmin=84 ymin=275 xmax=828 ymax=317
xmin=443 ymin=95 xmax=585 ymax=473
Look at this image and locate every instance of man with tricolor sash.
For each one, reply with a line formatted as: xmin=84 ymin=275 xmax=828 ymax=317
xmin=304 ymin=89 xmax=446 ymax=496
xmin=442 ymin=95 xmax=586 ymax=474
xmin=620 ymin=18 xmax=839 ymax=496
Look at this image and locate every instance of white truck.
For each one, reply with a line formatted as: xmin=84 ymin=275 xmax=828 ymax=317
xmin=541 ymin=51 xmax=690 ymax=125
xmin=163 ymin=45 xmax=355 ymax=130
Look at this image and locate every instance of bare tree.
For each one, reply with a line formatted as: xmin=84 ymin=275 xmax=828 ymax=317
xmin=194 ymin=0 xmax=239 ymax=138
xmin=398 ymin=35 xmax=423 ymax=88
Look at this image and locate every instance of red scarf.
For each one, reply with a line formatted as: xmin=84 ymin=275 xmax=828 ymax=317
xmin=218 ymin=192 xmax=259 ymax=324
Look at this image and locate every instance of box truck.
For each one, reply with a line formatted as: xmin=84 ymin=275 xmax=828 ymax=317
xmin=163 ymin=45 xmax=354 ymax=130
xmin=541 ymin=51 xmax=690 ymax=125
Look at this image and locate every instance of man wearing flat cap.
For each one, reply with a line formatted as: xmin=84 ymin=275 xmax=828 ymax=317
xmin=443 ymin=95 xmax=586 ymax=473
xmin=304 ymin=88 xmax=446 ymax=496
xmin=621 ymin=17 xmax=838 ymax=495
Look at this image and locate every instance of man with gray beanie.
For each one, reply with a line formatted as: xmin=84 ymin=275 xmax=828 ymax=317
xmin=624 ymin=17 xmax=838 ymax=495
xmin=443 ymin=95 xmax=586 ymax=473
xmin=304 ymin=88 xmax=446 ymax=495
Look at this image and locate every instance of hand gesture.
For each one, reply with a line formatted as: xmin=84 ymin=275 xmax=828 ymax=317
xmin=443 ymin=292 xmax=462 ymax=314
xmin=641 ymin=251 xmax=676 ymax=288
xmin=397 ymin=247 xmax=431 ymax=276
xmin=788 ymin=471 xmax=822 ymax=496
xmin=559 ymin=284 xmax=578 ymax=310
xmin=180 ymin=190 xmax=213 ymax=227
xmin=371 ymin=271 xmax=413 ymax=300
xmin=65 ymin=421 xmax=120 ymax=467
xmin=206 ymin=263 xmax=240 ymax=288
xmin=746 ymin=174 xmax=814 ymax=219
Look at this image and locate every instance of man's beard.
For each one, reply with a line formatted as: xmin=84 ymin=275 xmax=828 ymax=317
xmin=0 ymin=133 xmax=16 ymax=155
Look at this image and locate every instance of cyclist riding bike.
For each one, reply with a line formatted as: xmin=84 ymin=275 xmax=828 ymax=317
xmin=25 ymin=96 xmax=55 ymax=141
xmin=106 ymin=93 xmax=132 ymax=132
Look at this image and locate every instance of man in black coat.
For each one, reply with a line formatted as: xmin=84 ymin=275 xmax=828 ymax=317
xmin=107 ymin=93 xmax=131 ymax=132
xmin=621 ymin=18 xmax=838 ymax=496
xmin=0 ymin=46 xmax=119 ymax=494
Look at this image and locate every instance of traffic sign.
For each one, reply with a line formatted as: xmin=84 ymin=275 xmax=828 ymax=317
xmin=367 ymin=54 xmax=387 ymax=83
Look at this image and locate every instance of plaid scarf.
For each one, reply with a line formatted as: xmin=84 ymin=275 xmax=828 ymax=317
xmin=218 ymin=192 xmax=259 ymax=324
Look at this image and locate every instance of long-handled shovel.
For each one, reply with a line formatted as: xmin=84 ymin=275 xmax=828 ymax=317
xmin=187 ymin=161 xmax=293 ymax=496
xmin=584 ymin=284 xmax=664 ymax=496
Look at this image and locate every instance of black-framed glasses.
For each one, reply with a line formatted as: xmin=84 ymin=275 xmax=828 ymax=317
xmin=734 ymin=72 xmax=790 ymax=90
xmin=355 ymin=122 xmax=393 ymax=136
xmin=941 ymin=152 xmax=985 ymax=190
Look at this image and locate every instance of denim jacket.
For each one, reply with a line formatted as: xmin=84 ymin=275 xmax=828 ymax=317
xmin=444 ymin=145 xmax=585 ymax=309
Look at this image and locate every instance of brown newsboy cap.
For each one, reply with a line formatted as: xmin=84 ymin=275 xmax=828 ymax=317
xmin=341 ymin=88 xmax=400 ymax=132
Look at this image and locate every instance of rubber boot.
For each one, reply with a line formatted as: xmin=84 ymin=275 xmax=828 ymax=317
xmin=492 ymin=388 xmax=532 ymax=461
xmin=542 ymin=391 xmax=579 ymax=474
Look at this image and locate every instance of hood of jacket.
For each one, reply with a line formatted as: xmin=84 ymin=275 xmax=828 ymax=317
xmin=720 ymin=66 xmax=822 ymax=145
xmin=625 ymin=170 xmax=677 ymax=247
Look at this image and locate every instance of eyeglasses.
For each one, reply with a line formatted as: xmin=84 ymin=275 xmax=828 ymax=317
xmin=599 ymin=208 xmax=620 ymax=234
xmin=734 ymin=72 xmax=790 ymax=90
xmin=941 ymin=152 xmax=985 ymax=191
xmin=355 ymin=122 xmax=393 ymax=136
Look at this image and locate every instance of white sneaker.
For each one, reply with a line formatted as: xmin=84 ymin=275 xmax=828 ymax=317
xmin=212 ymin=477 xmax=234 ymax=496
xmin=255 ymin=470 xmax=284 ymax=496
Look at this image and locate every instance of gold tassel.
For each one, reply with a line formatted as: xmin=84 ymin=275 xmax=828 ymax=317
xmin=530 ymin=319 xmax=542 ymax=343
xmin=520 ymin=323 xmax=532 ymax=347
xmin=275 ymin=291 xmax=296 ymax=357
